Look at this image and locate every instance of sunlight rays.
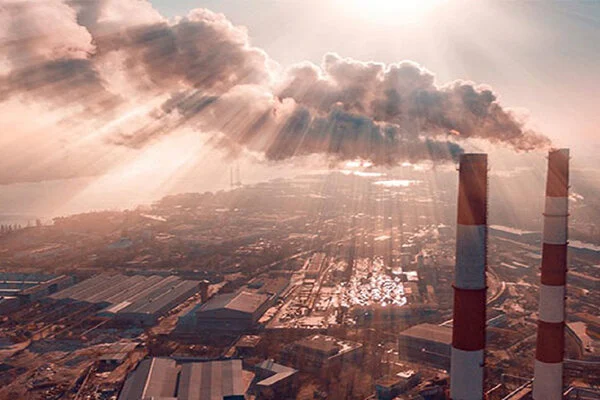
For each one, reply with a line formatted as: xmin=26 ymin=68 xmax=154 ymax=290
xmin=340 ymin=0 xmax=446 ymax=24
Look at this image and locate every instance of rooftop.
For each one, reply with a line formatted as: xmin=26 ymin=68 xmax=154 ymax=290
xmin=294 ymin=334 xmax=362 ymax=357
xmin=255 ymin=359 xmax=297 ymax=387
xmin=50 ymin=274 xmax=199 ymax=320
xmin=490 ymin=225 xmax=539 ymax=236
xmin=198 ymin=290 xmax=270 ymax=315
xmin=399 ymin=323 xmax=453 ymax=345
xmin=178 ymin=360 xmax=245 ymax=400
xmin=235 ymin=335 xmax=262 ymax=348
xmin=119 ymin=358 xmax=246 ymax=400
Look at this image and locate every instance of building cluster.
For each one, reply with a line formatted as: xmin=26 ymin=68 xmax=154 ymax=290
xmin=119 ymin=358 xmax=247 ymax=400
xmin=49 ymin=273 xmax=201 ymax=326
xmin=0 ymin=272 xmax=73 ymax=313
xmin=0 ymin=152 xmax=599 ymax=399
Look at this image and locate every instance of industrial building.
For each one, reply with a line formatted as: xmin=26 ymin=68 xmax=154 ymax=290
xmin=567 ymin=322 xmax=600 ymax=361
xmin=490 ymin=225 xmax=540 ymax=245
xmin=252 ymin=359 xmax=298 ymax=399
xmin=398 ymin=323 xmax=452 ymax=369
xmin=48 ymin=274 xmax=200 ymax=326
xmin=118 ymin=358 xmax=248 ymax=400
xmin=284 ymin=334 xmax=363 ymax=372
xmin=232 ymin=335 xmax=262 ymax=358
xmin=97 ymin=342 xmax=139 ymax=371
xmin=178 ymin=289 xmax=273 ymax=332
xmin=0 ymin=272 xmax=73 ymax=313
xmin=375 ymin=370 xmax=421 ymax=400
xmin=245 ymin=276 xmax=291 ymax=299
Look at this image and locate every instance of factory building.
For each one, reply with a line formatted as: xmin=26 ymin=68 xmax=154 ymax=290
xmin=252 ymin=359 xmax=298 ymax=399
xmin=375 ymin=370 xmax=421 ymax=400
xmin=245 ymin=277 xmax=290 ymax=300
xmin=97 ymin=342 xmax=139 ymax=371
xmin=119 ymin=358 xmax=178 ymax=400
xmin=231 ymin=335 xmax=262 ymax=358
xmin=49 ymin=274 xmax=200 ymax=326
xmin=489 ymin=225 xmax=540 ymax=245
xmin=118 ymin=358 xmax=248 ymax=400
xmin=0 ymin=272 xmax=73 ymax=313
xmin=178 ymin=290 xmax=272 ymax=332
xmin=284 ymin=334 xmax=363 ymax=372
xmin=397 ymin=323 xmax=452 ymax=370
xmin=566 ymin=322 xmax=600 ymax=362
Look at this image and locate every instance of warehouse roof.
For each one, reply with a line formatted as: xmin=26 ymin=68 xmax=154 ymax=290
xmin=198 ymin=290 xmax=270 ymax=315
xmin=50 ymin=274 xmax=199 ymax=321
xmin=399 ymin=323 xmax=453 ymax=345
xmin=98 ymin=341 xmax=138 ymax=362
xmin=178 ymin=360 xmax=245 ymax=400
xmin=255 ymin=359 xmax=297 ymax=387
xmin=293 ymin=334 xmax=362 ymax=357
xmin=246 ymin=277 xmax=290 ymax=296
xmin=118 ymin=358 xmax=246 ymax=400
xmin=118 ymin=358 xmax=178 ymax=400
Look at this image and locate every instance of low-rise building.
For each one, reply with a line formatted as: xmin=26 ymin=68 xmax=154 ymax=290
xmin=253 ymin=359 xmax=298 ymax=399
xmin=233 ymin=335 xmax=262 ymax=358
xmin=375 ymin=370 xmax=421 ymax=400
xmin=284 ymin=334 xmax=363 ymax=372
xmin=0 ymin=273 xmax=74 ymax=309
xmin=49 ymin=274 xmax=200 ymax=326
xmin=119 ymin=358 xmax=248 ymax=400
xmin=97 ymin=342 xmax=139 ymax=371
xmin=178 ymin=290 xmax=273 ymax=332
xmin=397 ymin=323 xmax=452 ymax=370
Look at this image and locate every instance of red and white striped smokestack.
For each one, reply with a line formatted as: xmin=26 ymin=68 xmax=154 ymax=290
xmin=451 ymin=153 xmax=488 ymax=400
xmin=533 ymin=149 xmax=570 ymax=400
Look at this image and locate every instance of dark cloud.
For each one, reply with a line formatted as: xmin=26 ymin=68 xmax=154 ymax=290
xmin=265 ymin=106 xmax=463 ymax=163
xmin=90 ymin=9 xmax=272 ymax=93
xmin=0 ymin=58 xmax=121 ymax=115
xmin=279 ymin=54 xmax=551 ymax=151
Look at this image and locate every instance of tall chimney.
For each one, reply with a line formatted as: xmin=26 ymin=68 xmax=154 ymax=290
xmin=533 ymin=149 xmax=570 ymax=400
xmin=451 ymin=154 xmax=488 ymax=400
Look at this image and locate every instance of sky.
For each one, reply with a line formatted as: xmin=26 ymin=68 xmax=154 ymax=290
xmin=150 ymin=0 xmax=600 ymax=150
xmin=0 ymin=0 xmax=598 ymax=220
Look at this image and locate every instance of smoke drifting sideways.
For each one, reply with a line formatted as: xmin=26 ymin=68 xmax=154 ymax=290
xmin=0 ymin=0 xmax=551 ymax=183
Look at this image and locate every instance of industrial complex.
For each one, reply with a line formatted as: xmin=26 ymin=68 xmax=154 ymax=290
xmin=49 ymin=274 xmax=201 ymax=326
xmin=0 ymin=150 xmax=598 ymax=399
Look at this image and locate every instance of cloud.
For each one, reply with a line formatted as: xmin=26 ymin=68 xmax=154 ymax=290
xmin=0 ymin=0 xmax=94 ymax=72
xmin=0 ymin=0 xmax=551 ymax=184
xmin=279 ymin=54 xmax=551 ymax=151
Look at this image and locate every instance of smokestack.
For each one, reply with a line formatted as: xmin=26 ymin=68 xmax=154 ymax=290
xmin=200 ymin=280 xmax=210 ymax=303
xmin=451 ymin=153 xmax=488 ymax=400
xmin=533 ymin=149 xmax=570 ymax=400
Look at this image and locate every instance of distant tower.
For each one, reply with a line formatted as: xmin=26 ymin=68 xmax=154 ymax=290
xmin=386 ymin=196 xmax=394 ymax=269
xmin=450 ymin=154 xmax=488 ymax=400
xmin=235 ymin=163 xmax=242 ymax=187
xmin=533 ymin=149 xmax=570 ymax=400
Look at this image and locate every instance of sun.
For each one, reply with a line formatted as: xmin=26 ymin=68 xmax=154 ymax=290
xmin=341 ymin=0 xmax=445 ymax=24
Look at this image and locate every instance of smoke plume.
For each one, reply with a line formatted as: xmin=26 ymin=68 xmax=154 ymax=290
xmin=0 ymin=0 xmax=551 ymax=183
